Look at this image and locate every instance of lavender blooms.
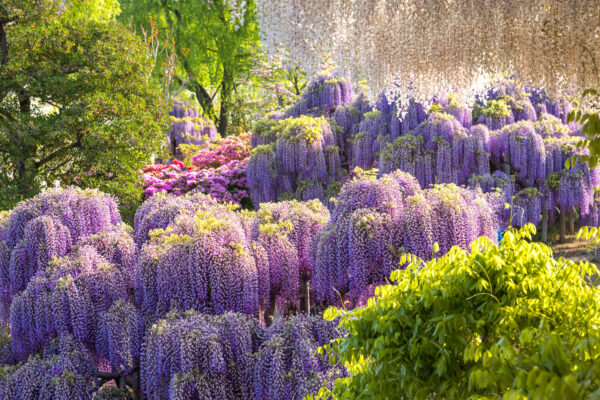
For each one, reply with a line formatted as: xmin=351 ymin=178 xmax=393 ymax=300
xmin=476 ymin=98 xmax=515 ymax=130
xmin=133 ymin=191 xmax=217 ymax=246
xmin=259 ymin=200 xmax=330 ymax=280
xmin=247 ymin=116 xmax=342 ymax=205
xmin=135 ymin=203 xmax=261 ymax=322
xmin=141 ymin=311 xmax=258 ymax=400
xmin=141 ymin=311 xmax=343 ymax=400
xmin=313 ymin=171 xmax=498 ymax=305
xmin=491 ymin=121 xmax=546 ymax=187
xmin=286 ymin=74 xmax=353 ymax=117
xmin=253 ymin=315 xmax=345 ymax=400
xmin=168 ymin=101 xmax=217 ymax=156
xmin=379 ymin=113 xmax=490 ymax=187
xmin=350 ymin=110 xmax=389 ymax=169
xmin=10 ymin=245 xmax=130 ymax=360
xmin=469 ymin=171 xmax=515 ymax=226
xmin=97 ymin=300 xmax=142 ymax=374
xmin=134 ymin=191 xmax=330 ymax=323
xmin=1 ymin=187 xmax=121 ymax=307
xmin=511 ymin=187 xmax=543 ymax=227
xmin=0 ymin=335 xmax=98 ymax=400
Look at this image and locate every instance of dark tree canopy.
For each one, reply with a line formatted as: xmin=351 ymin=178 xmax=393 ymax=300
xmin=0 ymin=0 xmax=167 ymax=217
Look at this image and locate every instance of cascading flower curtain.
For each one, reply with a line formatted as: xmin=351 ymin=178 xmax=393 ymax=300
xmin=257 ymin=0 xmax=600 ymax=102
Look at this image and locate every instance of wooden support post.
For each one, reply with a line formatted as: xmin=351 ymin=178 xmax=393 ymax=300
xmin=560 ymin=206 xmax=566 ymax=242
xmin=541 ymin=207 xmax=548 ymax=243
xmin=568 ymin=208 xmax=575 ymax=235
xmin=265 ymin=291 xmax=278 ymax=327
xmin=300 ymin=277 xmax=310 ymax=314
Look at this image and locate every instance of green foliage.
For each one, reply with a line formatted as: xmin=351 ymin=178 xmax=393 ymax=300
xmin=319 ymin=226 xmax=600 ymax=400
xmin=61 ymin=0 xmax=121 ymax=23
xmin=0 ymin=1 xmax=167 ymax=221
xmin=120 ymin=0 xmax=260 ymax=135
xmin=473 ymin=97 xmax=512 ymax=122
xmin=566 ymin=89 xmax=600 ymax=169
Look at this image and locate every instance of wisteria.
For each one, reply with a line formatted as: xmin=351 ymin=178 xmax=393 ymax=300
xmin=5 ymin=69 xmax=600 ymax=400
xmin=247 ymin=115 xmax=342 ymax=205
xmin=134 ymin=192 xmax=331 ymax=324
xmin=167 ymin=101 xmax=217 ymax=157
xmin=313 ymin=171 xmax=498 ymax=305
xmin=135 ymin=200 xmax=261 ymax=322
xmin=141 ymin=310 xmax=344 ymax=400
xmin=0 ymin=335 xmax=98 ymax=400
xmin=10 ymin=245 xmax=129 ymax=360
xmin=0 ymin=187 xmax=121 ymax=308
xmin=286 ymin=73 xmax=353 ymax=117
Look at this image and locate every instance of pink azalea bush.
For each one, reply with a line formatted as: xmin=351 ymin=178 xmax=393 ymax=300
xmin=191 ymin=132 xmax=251 ymax=169
xmin=140 ymin=134 xmax=251 ymax=207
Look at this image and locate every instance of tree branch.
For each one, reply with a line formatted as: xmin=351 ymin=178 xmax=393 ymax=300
xmin=34 ymin=141 xmax=80 ymax=169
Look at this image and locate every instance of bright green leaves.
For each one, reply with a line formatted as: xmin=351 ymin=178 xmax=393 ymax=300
xmin=61 ymin=0 xmax=121 ymax=23
xmin=566 ymin=89 xmax=600 ymax=169
xmin=316 ymin=226 xmax=600 ymax=399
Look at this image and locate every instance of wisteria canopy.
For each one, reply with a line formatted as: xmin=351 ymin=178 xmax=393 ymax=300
xmin=257 ymin=0 xmax=600 ymax=101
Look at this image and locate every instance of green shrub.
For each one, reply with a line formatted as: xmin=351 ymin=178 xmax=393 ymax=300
xmin=318 ymin=225 xmax=600 ymax=400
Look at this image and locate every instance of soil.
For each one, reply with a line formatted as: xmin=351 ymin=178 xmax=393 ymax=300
xmin=551 ymin=234 xmax=600 ymax=264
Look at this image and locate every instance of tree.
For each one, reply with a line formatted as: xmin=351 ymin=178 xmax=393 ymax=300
xmin=318 ymin=225 xmax=600 ymax=400
xmin=120 ymin=0 xmax=260 ymax=135
xmin=0 ymin=0 xmax=167 ymax=219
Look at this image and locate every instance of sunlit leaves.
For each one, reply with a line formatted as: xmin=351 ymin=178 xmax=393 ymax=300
xmin=318 ymin=226 xmax=600 ymax=399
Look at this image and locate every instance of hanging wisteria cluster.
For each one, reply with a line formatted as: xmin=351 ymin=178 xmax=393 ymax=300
xmin=257 ymin=0 xmax=600 ymax=102
xmin=134 ymin=191 xmax=330 ymax=325
xmin=10 ymin=244 xmax=132 ymax=361
xmin=313 ymin=171 xmax=498 ymax=305
xmin=258 ymin=73 xmax=600 ymax=238
xmin=247 ymin=115 xmax=343 ymax=205
xmin=286 ymin=73 xmax=354 ymax=117
xmin=0 ymin=187 xmax=341 ymax=399
xmin=167 ymin=100 xmax=217 ymax=157
xmin=141 ymin=310 xmax=344 ymax=400
xmin=0 ymin=187 xmax=121 ymax=311
xmin=0 ymin=335 xmax=98 ymax=400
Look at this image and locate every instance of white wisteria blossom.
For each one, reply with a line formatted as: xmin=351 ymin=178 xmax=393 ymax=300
xmin=257 ymin=0 xmax=600 ymax=101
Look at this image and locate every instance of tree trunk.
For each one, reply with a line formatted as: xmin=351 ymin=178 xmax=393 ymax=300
xmin=264 ymin=291 xmax=278 ymax=327
xmin=217 ymin=68 xmax=233 ymax=135
xmin=560 ymin=206 xmax=566 ymax=242
xmin=568 ymin=208 xmax=575 ymax=235
xmin=127 ymin=370 xmax=141 ymax=400
xmin=192 ymin=80 xmax=215 ymax=120
xmin=300 ymin=277 xmax=310 ymax=314
xmin=541 ymin=207 xmax=548 ymax=243
xmin=0 ymin=19 xmax=8 ymax=65
xmin=503 ymin=162 xmax=510 ymax=175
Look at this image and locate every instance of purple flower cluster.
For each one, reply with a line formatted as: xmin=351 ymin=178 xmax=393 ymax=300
xmin=380 ymin=112 xmax=491 ymax=186
xmin=167 ymin=101 xmax=217 ymax=156
xmin=313 ymin=171 xmax=498 ymax=305
xmin=0 ymin=335 xmax=97 ymax=400
xmin=134 ymin=192 xmax=330 ymax=324
xmin=332 ymin=91 xmax=373 ymax=163
xmin=286 ymin=73 xmax=353 ymax=117
xmin=247 ymin=116 xmax=342 ymax=205
xmin=0 ymin=187 xmax=121 ymax=309
xmin=10 ymin=245 xmax=130 ymax=360
xmin=141 ymin=310 xmax=344 ymax=400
